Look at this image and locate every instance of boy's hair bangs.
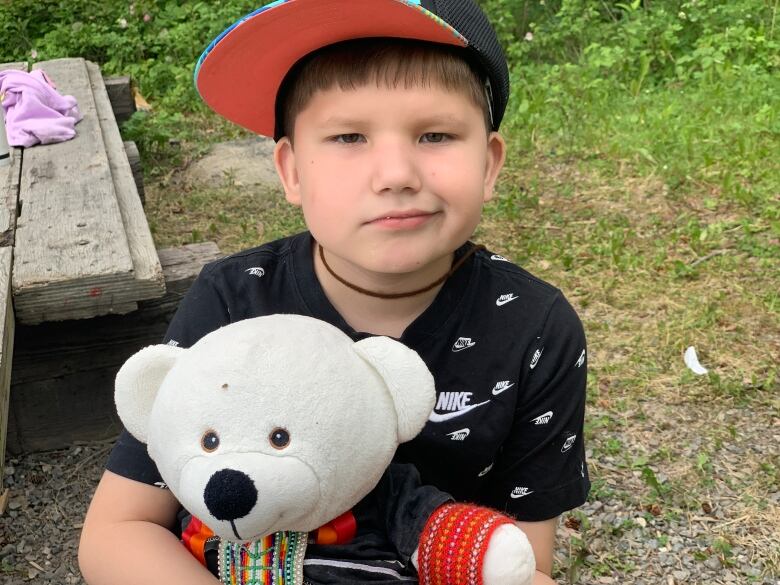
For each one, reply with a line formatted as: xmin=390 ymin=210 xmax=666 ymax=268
xmin=281 ymin=39 xmax=491 ymax=141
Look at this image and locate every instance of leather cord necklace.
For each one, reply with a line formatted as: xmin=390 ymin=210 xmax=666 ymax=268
xmin=317 ymin=242 xmax=484 ymax=300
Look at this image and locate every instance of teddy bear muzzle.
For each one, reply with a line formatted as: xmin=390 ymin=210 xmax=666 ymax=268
xmin=204 ymin=468 xmax=258 ymax=540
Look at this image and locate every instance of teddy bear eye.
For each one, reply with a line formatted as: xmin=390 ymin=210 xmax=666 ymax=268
xmin=269 ymin=428 xmax=290 ymax=449
xmin=201 ymin=430 xmax=220 ymax=452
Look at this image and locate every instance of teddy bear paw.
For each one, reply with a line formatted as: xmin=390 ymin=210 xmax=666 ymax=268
xmin=482 ymin=524 xmax=536 ymax=585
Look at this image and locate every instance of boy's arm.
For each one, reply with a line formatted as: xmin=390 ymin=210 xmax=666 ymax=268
xmin=79 ymin=470 xmax=218 ymax=585
xmin=517 ymin=518 xmax=558 ymax=584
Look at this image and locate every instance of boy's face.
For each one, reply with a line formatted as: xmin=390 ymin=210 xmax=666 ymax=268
xmin=274 ymin=81 xmax=505 ymax=277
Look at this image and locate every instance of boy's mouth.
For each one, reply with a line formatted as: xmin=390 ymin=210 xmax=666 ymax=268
xmin=367 ymin=210 xmax=439 ymax=230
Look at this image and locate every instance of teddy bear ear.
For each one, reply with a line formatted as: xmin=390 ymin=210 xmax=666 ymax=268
xmin=115 ymin=344 xmax=182 ymax=443
xmin=352 ymin=337 xmax=436 ymax=442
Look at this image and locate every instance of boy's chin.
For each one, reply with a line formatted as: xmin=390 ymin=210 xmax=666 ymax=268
xmin=350 ymin=250 xmax=457 ymax=277
xmin=314 ymin=233 xmax=470 ymax=274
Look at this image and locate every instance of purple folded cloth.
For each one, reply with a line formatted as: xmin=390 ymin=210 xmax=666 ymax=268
xmin=0 ymin=69 xmax=83 ymax=148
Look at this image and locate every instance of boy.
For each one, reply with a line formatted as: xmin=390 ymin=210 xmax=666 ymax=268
xmin=79 ymin=1 xmax=589 ymax=584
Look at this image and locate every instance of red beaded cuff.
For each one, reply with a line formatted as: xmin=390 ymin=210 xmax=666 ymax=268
xmin=417 ymin=503 xmax=514 ymax=585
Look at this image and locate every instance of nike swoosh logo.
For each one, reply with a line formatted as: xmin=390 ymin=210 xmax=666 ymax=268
xmin=531 ymin=411 xmax=553 ymax=425
xmin=510 ymin=489 xmax=533 ymax=499
xmin=452 ymin=340 xmax=476 ymax=352
xmin=529 ymin=348 xmax=543 ymax=370
xmin=446 ymin=428 xmax=470 ymax=439
xmin=428 ymin=400 xmax=490 ymax=423
xmin=491 ymin=383 xmax=514 ymax=395
xmin=496 ymin=295 xmax=518 ymax=306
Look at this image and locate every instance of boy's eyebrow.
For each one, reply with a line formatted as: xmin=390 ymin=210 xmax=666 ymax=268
xmin=321 ymin=113 xmax=466 ymax=127
xmin=321 ymin=115 xmax=366 ymax=127
xmin=414 ymin=113 xmax=466 ymax=126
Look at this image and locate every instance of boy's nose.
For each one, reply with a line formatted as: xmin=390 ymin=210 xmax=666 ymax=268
xmin=370 ymin=140 xmax=422 ymax=195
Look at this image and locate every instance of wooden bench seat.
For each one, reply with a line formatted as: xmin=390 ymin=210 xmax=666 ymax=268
xmin=11 ymin=58 xmax=165 ymax=324
xmin=0 ymin=58 xmax=184 ymax=477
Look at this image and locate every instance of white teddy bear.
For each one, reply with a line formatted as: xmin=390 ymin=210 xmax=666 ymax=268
xmin=115 ymin=314 xmax=535 ymax=585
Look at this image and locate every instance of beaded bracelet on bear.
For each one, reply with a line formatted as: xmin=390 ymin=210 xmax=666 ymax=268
xmin=418 ymin=503 xmax=514 ymax=585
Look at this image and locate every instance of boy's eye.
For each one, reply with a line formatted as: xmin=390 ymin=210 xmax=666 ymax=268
xmin=333 ymin=133 xmax=364 ymax=144
xmin=421 ymin=133 xmax=450 ymax=143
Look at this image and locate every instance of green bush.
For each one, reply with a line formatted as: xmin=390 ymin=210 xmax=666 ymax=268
xmin=0 ymin=0 xmax=259 ymax=112
xmin=480 ymin=0 xmax=779 ymax=85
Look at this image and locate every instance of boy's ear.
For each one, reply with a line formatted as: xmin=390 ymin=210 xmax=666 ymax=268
xmin=482 ymin=131 xmax=506 ymax=203
xmin=273 ymin=137 xmax=302 ymax=206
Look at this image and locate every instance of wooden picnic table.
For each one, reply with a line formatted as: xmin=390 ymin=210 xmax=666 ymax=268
xmin=0 ymin=58 xmax=170 ymax=479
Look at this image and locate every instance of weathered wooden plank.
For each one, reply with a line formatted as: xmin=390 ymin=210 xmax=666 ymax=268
xmin=12 ymin=58 xmax=135 ymax=322
xmin=0 ymin=146 xmax=21 ymax=250
xmin=104 ymin=76 xmax=135 ymax=123
xmin=0 ymin=62 xmax=26 ymax=71
xmin=0 ymin=248 xmax=15 ymax=477
xmin=6 ymin=242 xmax=221 ymax=453
xmin=0 ymin=61 xmax=25 ymax=479
xmin=11 ymin=59 xmax=167 ymax=323
xmin=0 ymin=158 xmax=15 ymax=480
xmin=123 ymin=140 xmax=145 ymax=205
xmin=0 ymin=62 xmax=26 ymax=244
xmin=0 ymin=149 xmax=21 ymax=246
xmin=87 ymin=61 xmax=164 ymax=300
xmin=156 ymin=243 xmax=222 ymax=292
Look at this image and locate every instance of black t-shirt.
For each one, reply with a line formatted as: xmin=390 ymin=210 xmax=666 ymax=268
xmin=107 ymin=231 xmax=590 ymax=522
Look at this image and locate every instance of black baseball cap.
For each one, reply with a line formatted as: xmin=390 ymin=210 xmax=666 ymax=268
xmin=195 ymin=0 xmax=510 ymax=139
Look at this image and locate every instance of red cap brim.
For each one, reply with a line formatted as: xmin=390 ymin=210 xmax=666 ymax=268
xmin=195 ymin=0 xmax=467 ymax=137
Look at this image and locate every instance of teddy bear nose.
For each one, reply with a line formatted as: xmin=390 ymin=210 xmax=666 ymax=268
xmin=204 ymin=469 xmax=258 ymax=521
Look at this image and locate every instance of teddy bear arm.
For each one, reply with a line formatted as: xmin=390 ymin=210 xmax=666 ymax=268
xmin=410 ymin=528 xmax=536 ymax=585
xmin=415 ymin=504 xmax=536 ymax=585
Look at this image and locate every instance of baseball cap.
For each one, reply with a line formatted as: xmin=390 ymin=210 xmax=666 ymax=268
xmin=194 ymin=0 xmax=509 ymax=139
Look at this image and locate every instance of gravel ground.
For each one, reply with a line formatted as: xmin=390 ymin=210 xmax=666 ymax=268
xmin=0 ymin=442 xmax=109 ymax=584
xmin=0 ymin=429 xmax=777 ymax=585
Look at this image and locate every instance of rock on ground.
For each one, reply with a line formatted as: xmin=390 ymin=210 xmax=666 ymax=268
xmin=184 ymin=137 xmax=280 ymax=190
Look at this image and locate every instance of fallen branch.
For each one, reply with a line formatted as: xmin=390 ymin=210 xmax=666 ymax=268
xmin=689 ymin=248 xmax=730 ymax=268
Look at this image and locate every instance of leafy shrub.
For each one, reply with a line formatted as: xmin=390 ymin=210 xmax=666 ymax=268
xmin=480 ymin=0 xmax=779 ymax=85
xmin=0 ymin=0 xmax=259 ymax=112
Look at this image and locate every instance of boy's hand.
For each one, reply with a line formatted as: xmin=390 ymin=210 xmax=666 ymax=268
xmin=531 ymin=571 xmax=558 ymax=584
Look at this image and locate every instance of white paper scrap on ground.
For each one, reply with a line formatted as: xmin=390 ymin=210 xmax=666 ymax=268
xmin=684 ymin=346 xmax=709 ymax=375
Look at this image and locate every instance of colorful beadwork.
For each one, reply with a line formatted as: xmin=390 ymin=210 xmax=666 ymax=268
xmin=218 ymin=531 xmax=308 ymax=585
xmin=418 ymin=503 xmax=514 ymax=585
